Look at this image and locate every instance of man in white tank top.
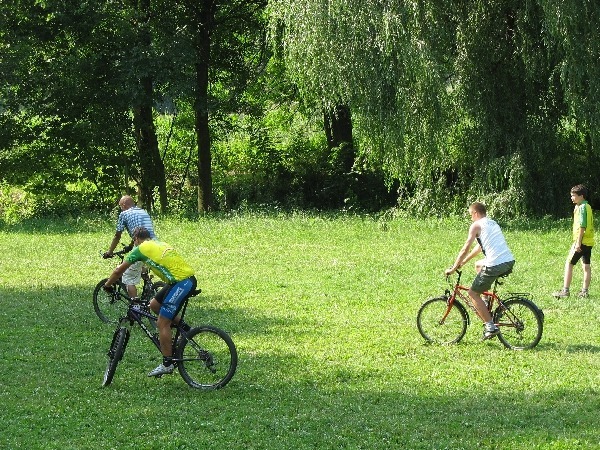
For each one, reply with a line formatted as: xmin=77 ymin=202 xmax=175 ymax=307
xmin=445 ymin=202 xmax=515 ymax=340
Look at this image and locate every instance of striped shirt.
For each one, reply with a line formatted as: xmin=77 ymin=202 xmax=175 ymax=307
xmin=116 ymin=206 xmax=157 ymax=240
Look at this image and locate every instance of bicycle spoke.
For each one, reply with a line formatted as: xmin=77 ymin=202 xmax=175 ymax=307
xmin=495 ymin=298 xmax=543 ymax=350
xmin=176 ymin=326 xmax=237 ymax=389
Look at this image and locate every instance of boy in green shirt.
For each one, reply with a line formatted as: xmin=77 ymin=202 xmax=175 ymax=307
xmin=553 ymin=184 xmax=595 ymax=298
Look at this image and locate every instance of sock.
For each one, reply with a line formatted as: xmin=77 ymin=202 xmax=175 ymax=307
xmin=163 ymin=356 xmax=173 ymax=367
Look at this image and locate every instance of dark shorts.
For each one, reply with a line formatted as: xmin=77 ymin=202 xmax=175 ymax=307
xmin=569 ymin=244 xmax=593 ymax=265
xmin=471 ymin=261 xmax=515 ymax=293
xmin=154 ymin=276 xmax=197 ymax=320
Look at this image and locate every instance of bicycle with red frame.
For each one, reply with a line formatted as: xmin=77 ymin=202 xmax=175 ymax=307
xmin=417 ymin=269 xmax=544 ymax=350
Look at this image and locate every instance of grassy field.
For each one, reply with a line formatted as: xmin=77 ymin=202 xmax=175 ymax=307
xmin=0 ymin=212 xmax=599 ymax=449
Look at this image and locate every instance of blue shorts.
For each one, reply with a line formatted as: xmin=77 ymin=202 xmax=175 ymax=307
xmin=155 ymin=276 xmax=197 ymax=320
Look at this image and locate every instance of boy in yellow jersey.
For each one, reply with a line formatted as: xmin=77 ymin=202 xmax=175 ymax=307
xmin=553 ymin=184 xmax=595 ymax=298
xmin=104 ymin=227 xmax=197 ymax=377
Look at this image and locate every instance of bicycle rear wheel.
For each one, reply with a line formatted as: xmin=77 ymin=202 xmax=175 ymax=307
xmin=93 ymin=278 xmax=129 ymax=324
xmin=494 ymin=298 xmax=543 ymax=350
xmin=102 ymin=327 xmax=130 ymax=386
xmin=176 ymin=326 xmax=238 ymax=389
xmin=417 ymin=297 xmax=469 ymax=345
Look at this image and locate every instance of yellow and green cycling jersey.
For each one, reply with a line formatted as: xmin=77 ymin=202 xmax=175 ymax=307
xmin=573 ymin=200 xmax=595 ymax=247
xmin=126 ymin=240 xmax=195 ymax=283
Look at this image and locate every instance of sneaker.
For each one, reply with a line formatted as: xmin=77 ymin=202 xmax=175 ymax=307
xmin=147 ymin=363 xmax=175 ymax=377
xmin=482 ymin=326 xmax=500 ymax=340
xmin=577 ymin=289 xmax=589 ymax=298
xmin=552 ymin=288 xmax=570 ymax=298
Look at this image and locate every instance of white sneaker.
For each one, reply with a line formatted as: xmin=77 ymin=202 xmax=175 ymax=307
xmin=147 ymin=363 xmax=175 ymax=377
xmin=482 ymin=326 xmax=500 ymax=340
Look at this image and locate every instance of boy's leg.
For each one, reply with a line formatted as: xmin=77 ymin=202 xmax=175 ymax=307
xmin=563 ymin=259 xmax=574 ymax=289
xmin=553 ymin=253 xmax=575 ymax=297
xmin=582 ymin=263 xmax=591 ymax=291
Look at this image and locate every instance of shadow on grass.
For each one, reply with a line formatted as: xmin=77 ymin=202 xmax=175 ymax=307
xmin=1 ymin=285 xmax=599 ymax=449
xmin=538 ymin=342 xmax=600 ymax=354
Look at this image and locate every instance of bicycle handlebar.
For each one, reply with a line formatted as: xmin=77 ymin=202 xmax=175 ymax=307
xmin=100 ymin=247 xmax=129 ymax=260
xmin=445 ymin=269 xmax=462 ymax=283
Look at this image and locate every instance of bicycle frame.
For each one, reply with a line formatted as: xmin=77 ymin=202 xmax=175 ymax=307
xmin=446 ymin=270 xmax=536 ymax=330
xmin=113 ymin=289 xmax=193 ymax=363
xmin=445 ymin=270 xmax=500 ymax=323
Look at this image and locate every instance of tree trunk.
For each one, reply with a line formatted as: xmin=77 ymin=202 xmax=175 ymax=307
xmin=132 ymin=0 xmax=168 ymax=213
xmin=324 ymin=104 xmax=355 ymax=172
xmin=193 ymin=0 xmax=215 ymax=212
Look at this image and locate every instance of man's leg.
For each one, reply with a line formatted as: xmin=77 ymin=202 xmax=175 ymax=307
xmin=122 ymin=262 xmax=143 ymax=298
xmin=468 ymin=288 xmax=493 ymax=323
xmin=157 ymin=315 xmax=173 ymax=358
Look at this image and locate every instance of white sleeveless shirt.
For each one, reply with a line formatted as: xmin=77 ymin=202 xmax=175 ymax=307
xmin=476 ymin=217 xmax=514 ymax=267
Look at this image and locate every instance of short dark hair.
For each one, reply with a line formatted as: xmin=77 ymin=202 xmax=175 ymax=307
xmin=132 ymin=226 xmax=151 ymax=241
xmin=469 ymin=202 xmax=487 ymax=216
xmin=571 ymin=184 xmax=589 ymax=199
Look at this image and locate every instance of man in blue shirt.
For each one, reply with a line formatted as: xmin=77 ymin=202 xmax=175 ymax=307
xmin=103 ymin=195 xmax=157 ymax=298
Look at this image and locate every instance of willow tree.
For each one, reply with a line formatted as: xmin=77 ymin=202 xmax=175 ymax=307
xmin=269 ymin=0 xmax=458 ymax=213
xmin=269 ymin=0 xmax=600 ymax=216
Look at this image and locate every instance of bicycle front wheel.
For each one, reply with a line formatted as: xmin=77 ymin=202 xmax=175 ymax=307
xmin=102 ymin=327 xmax=130 ymax=387
xmin=176 ymin=326 xmax=238 ymax=389
xmin=417 ymin=297 xmax=469 ymax=345
xmin=93 ymin=278 xmax=129 ymax=324
xmin=494 ymin=298 xmax=543 ymax=350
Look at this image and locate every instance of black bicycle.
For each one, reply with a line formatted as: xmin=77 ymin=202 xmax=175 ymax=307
xmin=93 ymin=248 xmax=166 ymax=324
xmin=102 ymin=288 xmax=237 ymax=389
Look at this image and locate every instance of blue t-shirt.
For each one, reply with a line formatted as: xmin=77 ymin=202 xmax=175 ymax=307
xmin=116 ymin=206 xmax=156 ymax=239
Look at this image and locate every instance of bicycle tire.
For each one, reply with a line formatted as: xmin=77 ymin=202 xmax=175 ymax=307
xmin=102 ymin=327 xmax=130 ymax=387
xmin=417 ymin=297 xmax=469 ymax=345
xmin=494 ymin=298 xmax=543 ymax=350
xmin=93 ymin=278 xmax=129 ymax=324
xmin=175 ymin=326 xmax=238 ymax=389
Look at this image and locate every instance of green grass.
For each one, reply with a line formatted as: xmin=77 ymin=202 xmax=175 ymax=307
xmin=1 ymin=212 xmax=599 ymax=449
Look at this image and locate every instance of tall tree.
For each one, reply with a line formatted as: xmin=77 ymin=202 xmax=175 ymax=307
xmin=269 ymin=0 xmax=600 ymax=215
xmin=172 ymin=0 xmax=267 ymax=212
xmin=130 ymin=0 xmax=168 ymax=212
xmin=0 ymin=0 xmax=170 ymax=210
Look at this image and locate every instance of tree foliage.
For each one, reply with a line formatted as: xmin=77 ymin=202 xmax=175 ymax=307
xmin=270 ymin=0 xmax=600 ymax=217
xmin=2 ymin=0 xmax=600 ymax=219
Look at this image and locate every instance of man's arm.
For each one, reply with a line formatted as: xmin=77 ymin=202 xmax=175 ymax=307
xmin=104 ymin=230 xmax=123 ymax=257
xmin=446 ymin=222 xmax=480 ymax=275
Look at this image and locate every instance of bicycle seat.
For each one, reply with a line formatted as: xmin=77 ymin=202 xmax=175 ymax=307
xmin=499 ymin=269 xmax=513 ymax=278
xmin=190 ymin=289 xmax=202 ymax=297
